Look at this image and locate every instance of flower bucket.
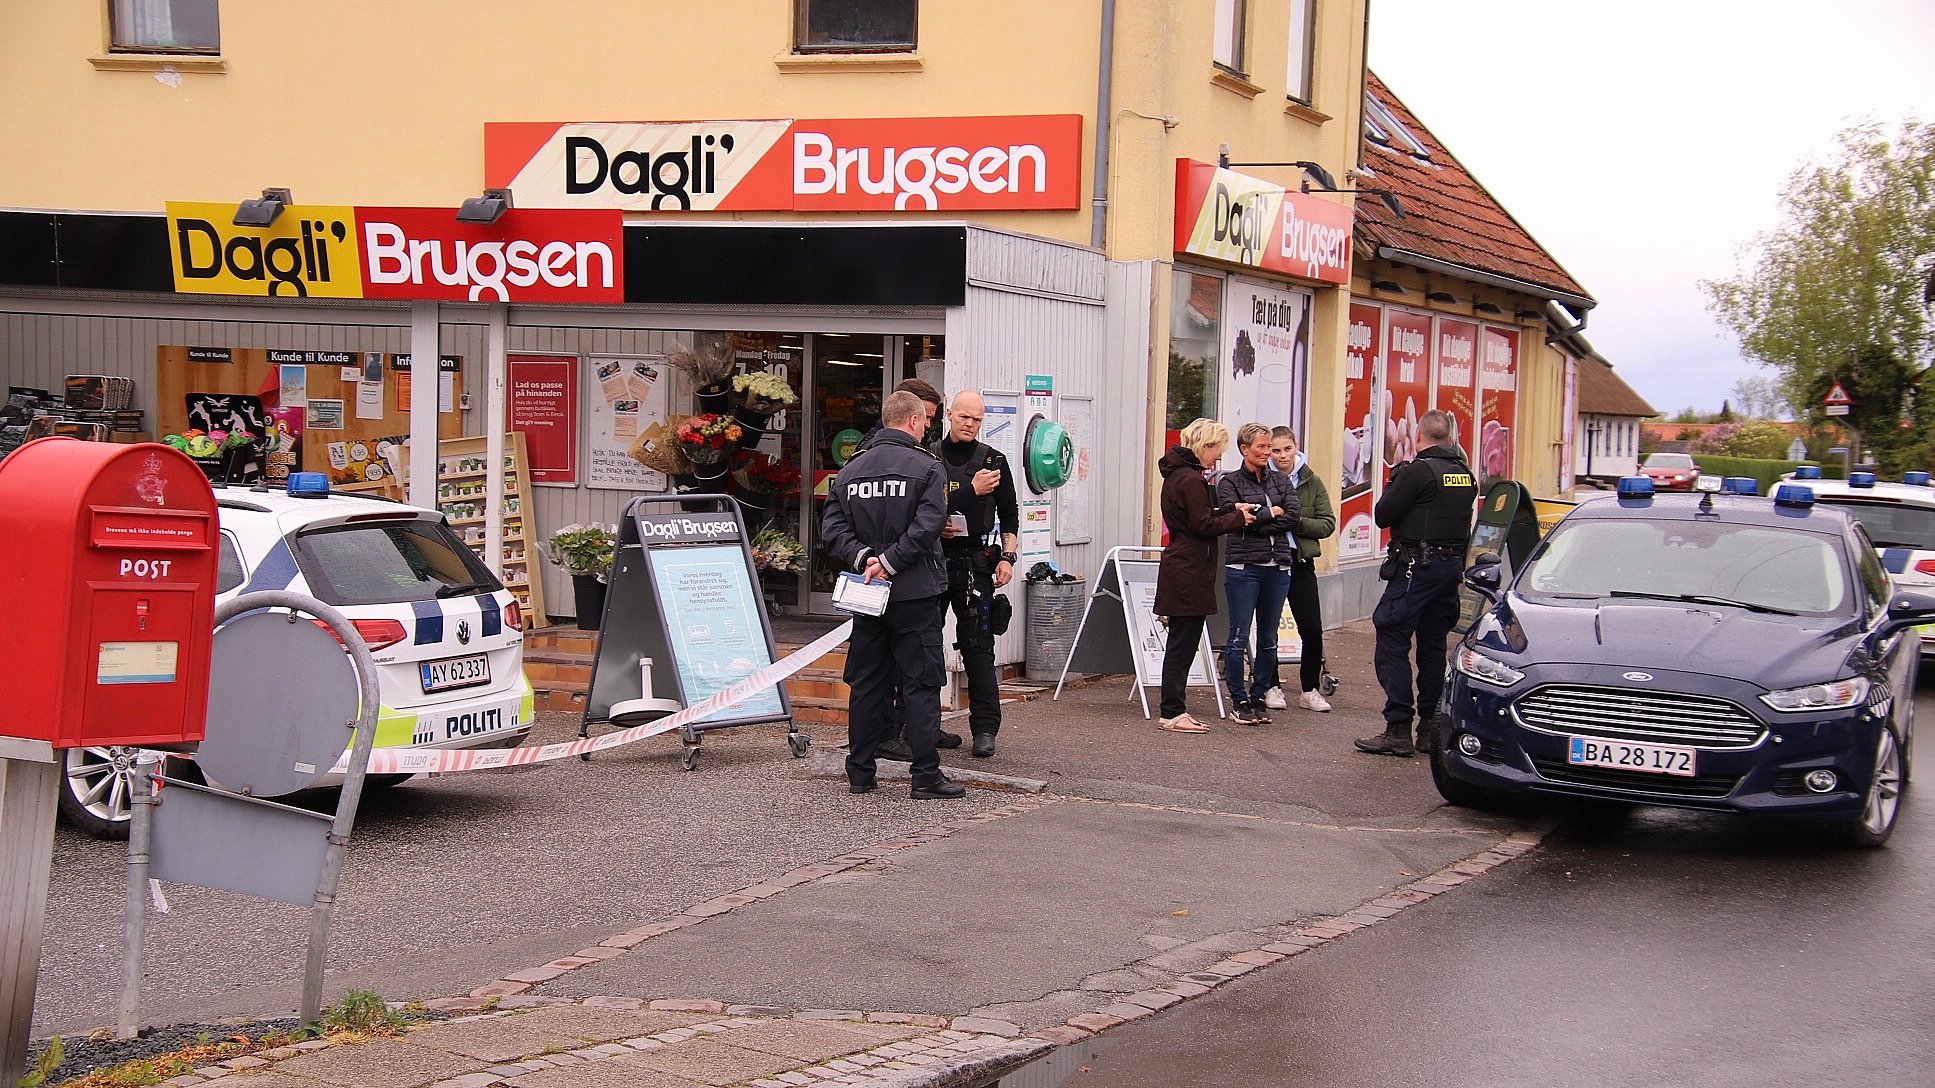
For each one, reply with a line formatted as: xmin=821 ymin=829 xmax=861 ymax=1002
xmin=695 ymin=380 xmax=732 ymax=416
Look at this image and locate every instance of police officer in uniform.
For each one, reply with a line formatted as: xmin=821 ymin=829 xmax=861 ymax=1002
xmin=820 ymin=390 xmax=966 ymax=799
xmin=936 ymin=390 xmax=1021 ymax=758
xmin=1357 ymin=409 xmax=1478 ymax=757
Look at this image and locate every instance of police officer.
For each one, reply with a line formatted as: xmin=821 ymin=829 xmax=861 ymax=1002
xmin=820 ymin=390 xmax=966 ymax=799
xmin=1357 ymin=409 xmax=1477 ymax=757
xmin=937 ymin=390 xmax=1020 ymax=758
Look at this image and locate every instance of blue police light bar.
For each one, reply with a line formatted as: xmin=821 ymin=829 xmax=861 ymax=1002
xmin=1904 ymin=471 xmax=1931 ymax=487
xmin=1616 ymin=475 xmax=1654 ymax=498
xmin=1723 ymin=477 xmax=1760 ymax=495
xmin=287 ymin=472 xmax=330 ymax=498
xmin=1849 ymin=472 xmax=1877 ymax=488
xmin=1773 ymin=483 xmax=1816 ymax=508
xmin=1793 ymin=465 xmax=1823 ymax=480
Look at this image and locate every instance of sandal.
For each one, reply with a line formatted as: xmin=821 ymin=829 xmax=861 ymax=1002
xmin=1159 ymin=714 xmax=1210 ymax=733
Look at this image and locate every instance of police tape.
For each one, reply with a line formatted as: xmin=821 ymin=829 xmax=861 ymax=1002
xmin=337 ymin=619 xmax=855 ymax=777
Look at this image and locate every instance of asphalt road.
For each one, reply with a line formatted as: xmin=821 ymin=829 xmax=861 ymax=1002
xmin=1048 ymin=677 xmax=1935 ymax=1088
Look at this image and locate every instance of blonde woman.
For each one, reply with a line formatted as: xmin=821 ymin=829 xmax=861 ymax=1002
xmin=1154 ymin=419 xmax=1256 ymax=732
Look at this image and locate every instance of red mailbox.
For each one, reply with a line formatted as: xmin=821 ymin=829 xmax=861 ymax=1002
xmin=0 ymin=438 xmax=218 ymax=749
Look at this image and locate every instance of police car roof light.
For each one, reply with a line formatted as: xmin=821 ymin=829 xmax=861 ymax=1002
xmin=1725 ymin=476 xmax=1760 ymax=496
xmin=1773 ymin=483 xmax=1816 ymax=508
xmin=1849 ymin=471 xmax=1877 ymax=488
xmin=1695 ymin=475 xmax=1724 ymax=493
xmin=1616 ymin=476 xmax=1654 ymax=499
xmin=1793 ymin=465 xmax=1823 ymax=480
xmin=287 ymin=472 xmax=330 ymax=498
xmin=1903 ymin=471 xmax=1931 ymax=487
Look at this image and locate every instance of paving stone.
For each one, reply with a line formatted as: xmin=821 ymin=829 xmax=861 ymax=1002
xmin=713 ymin=1019 xmax=893 ymax=1062
xmin=260 ymin=1047 xmax=301 ymax=1060
xmin=1119 ymin=990 xmax=1181 ymax=1011
xmin=293 ymin=1040 xmax=335 ymax=1052
xmin=1096 ymin=1003 xmax=1156 ymax=1021
xmin=472 ymin=982 xmax=534 ymax=999
xmin=504 ymin=1061 xmax=711 ymax=1088
xmin=270 ymin=1038 xmax=483 ymax=1087
xmin=205 ymin=1076 xmax=312 ymax=1087
xmin=222 ymin=1056 xmax=271 ymax=1070
xmin=503 ymin=996 xmax=578 ymax=1009
xmin=503 ymin=966 xmax=571 ymax=984
xmin=192 ymin=1065 xmax=230 ymax=1078
xmin=570 ymin=947 xmax=628 ymax=962
xmin=728 ymin=1005 xmax=796 ymax=1017
xmin=578 ymin=997 xmax=645 ymax=1010
xmin=863 ymin=1012 xmax=950 ymax=1028
xmin=794 ymin=1009 xmax=866 ymax=1021
xmin=623 ymin=1039 xmax=802 ymax=1086
xmin=651 ymin=1000 xmax=729 ymax=1014
xmin=430 ymin=1075 xmax=503 ymax=1088
xmin=1066 ymin=1012 xmax=1125 ymax=1033
xmin=949 ymin=1017 xmax=1020 ymax=1037
xmin=1231 ymin=950 xmax=1286 ymax=966
xmin=1160 ymin=980 xmax=1213 ymax=998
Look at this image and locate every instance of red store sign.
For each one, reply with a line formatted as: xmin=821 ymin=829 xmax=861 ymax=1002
xmin=357 ymin=208 xmax=624 ymax=304
xmin=1172 ymin=159 xmax=1353 ymax=286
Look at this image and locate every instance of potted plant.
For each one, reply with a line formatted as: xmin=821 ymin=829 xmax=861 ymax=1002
xmin=665 ymin=337 xmax=738 ymax=415
xmin=731 ymin=370 xmax=798 ymax=430
xmin=542 ymin=522 xmax=617 ymax=629
xmin=748 ymin=523 xmax=805 ymax=613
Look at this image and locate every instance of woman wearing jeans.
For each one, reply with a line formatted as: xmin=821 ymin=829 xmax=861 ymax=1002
xmin=1266 ymin=427 xmax=1337 ymax=712
xmin=1154 ymin=419 xmax=1255 ymax=733
xmin=1212 ymin=423 xmax=1300 ymax=725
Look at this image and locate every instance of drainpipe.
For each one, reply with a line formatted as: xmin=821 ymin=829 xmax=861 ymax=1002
xmin=1090 ymin=0 xmax=1117 ymax=250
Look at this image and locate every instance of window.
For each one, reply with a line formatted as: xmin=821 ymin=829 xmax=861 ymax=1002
xmin=215 ymin=532 xmax=245 ymax=594
xmin=293 ymin=520 xmax=499 ymax=608
xmin=1285 ymin=0 xmax=1316 ymax=104
xmin=1213 ymin=0 xmax=1247 ymax=74
xmin=1364 ymin=96 xmax=1431 ymax=162
xmin=795 ymin=0 xmax=916 ymax=53
xmin=110 ymin=0 xmax=219 ymax=54
xmin=1166 ymin=270 xmax=1223 ymax=435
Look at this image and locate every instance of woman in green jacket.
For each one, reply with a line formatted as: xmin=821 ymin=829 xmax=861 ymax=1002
xmin=1267 ymin=427 xmax=1337 ymax=712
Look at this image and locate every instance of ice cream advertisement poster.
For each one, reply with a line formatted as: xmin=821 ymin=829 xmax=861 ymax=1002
xmin=1339 ymin=303 xmax=1381 ymax=560
xmin=1379 ymin=309 xmax=1433 ymax=551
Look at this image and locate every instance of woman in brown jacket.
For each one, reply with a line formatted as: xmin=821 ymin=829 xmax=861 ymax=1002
xmin=1154 ymin=418 xmax=1256 ymax=732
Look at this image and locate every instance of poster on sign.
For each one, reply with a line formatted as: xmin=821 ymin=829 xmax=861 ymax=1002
xmin=1433 ymin=318 xmax=1479 ymax=463
xmin=587 ymin=355 xmax=668 ymax=491
xmin=508 ymin=354 xmax=579 ymax=484
xmin=1216 ymin=278 xmax=1310 ymax=473
xmin=1339 ymin=303 xmax=1381 ymax=560
xmin=1478 ymin=327 xmax=1519 ymax=489
xmin=1380 ymin=309 xmax=1433 ymax=550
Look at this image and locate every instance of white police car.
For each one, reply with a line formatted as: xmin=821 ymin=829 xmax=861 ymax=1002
xmin=59 ymin=476 xmax=533 ymax=837
xmin=1787 ymin=467 xmax=1935 ymax=655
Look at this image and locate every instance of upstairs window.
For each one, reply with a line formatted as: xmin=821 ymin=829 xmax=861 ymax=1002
xmin=1213 ymin=0 xmax=1248 ymax=75
xmin=795 ymin=0 xmax=917 ymax=53
xmin=1365 ymin=96 xmax=1432 ymax=162
xmin=110 ymin=0 xmax=219 ymax=54
xmin=1285 ymin=0 xmax=1316 ymax=104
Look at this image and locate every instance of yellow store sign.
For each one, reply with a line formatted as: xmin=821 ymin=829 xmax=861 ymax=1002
xmin=165 ymin=202 xmax=364 ymax=299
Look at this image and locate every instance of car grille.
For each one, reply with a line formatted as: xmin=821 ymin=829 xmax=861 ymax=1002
xmin=1530 ymin=757 xmax=1741 ymax=799
xmin=1516 ymin=685 xmax=1763 ymax=749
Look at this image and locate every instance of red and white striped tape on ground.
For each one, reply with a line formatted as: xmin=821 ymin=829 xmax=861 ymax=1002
xmin=338 ymin=620 xmax=854 ymax=776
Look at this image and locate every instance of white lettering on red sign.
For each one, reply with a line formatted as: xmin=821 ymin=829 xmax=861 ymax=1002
xmin=119 ymin=558 xmax=174 ymax=578
xmin=363 ymin=223 xmax=614 ymax=303
xmin=792 ymin=132 xmax=1048 ymax=211
xmin=1279 ymin=204 xmax=1351 ymax=282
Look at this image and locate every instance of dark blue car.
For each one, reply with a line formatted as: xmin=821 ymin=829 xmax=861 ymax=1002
xmin=1434 ymin=478 xmax=1935 ymax=846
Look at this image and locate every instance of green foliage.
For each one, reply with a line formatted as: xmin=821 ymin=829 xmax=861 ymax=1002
xmin=20 ymin=1035 xmax=61 ymax=1087
xmin=1704 ymin=121 xmax=1935 ymax=419
xmin=1689 ymin=420 xmax=1794 ymax=459
xmin=320 ymin=989 xmax=406 ymax=1037
xmin=1668 ymin=406 xmax=1708 ymax=424
xmin=1165 ymin=350 xmax=1208 ymax=433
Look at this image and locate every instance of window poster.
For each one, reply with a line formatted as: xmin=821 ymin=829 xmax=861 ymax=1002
xmin=1053 ymin=395 xmax=1095 ymax=545
xmin=648 ymin=544 xmax=783 ymax=724
xmin=1339 ymin=303 xmax=1381 ymax=561
xmin=587 ymin=355 xmax=668 ymax=491
xmin=1478 ymin=327 xmax=1519 ymax=490
xmin=508 ymin=353 xmax=579 ymax=485
xmin=1432 ymin=318 xmax=1479 ymax=464
xmin=1379 ymin=308 xmax=1433 ymax=551
xmin=1216 ymin=277 xmax=1310 ymax=474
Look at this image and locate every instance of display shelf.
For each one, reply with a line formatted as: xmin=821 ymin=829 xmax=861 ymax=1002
xmin=435 ymin=433 xmax=546 ymax=628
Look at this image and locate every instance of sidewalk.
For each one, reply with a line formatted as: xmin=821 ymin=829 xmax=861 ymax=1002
xmin=47 ymin=621 xmax=1548 ymax=1088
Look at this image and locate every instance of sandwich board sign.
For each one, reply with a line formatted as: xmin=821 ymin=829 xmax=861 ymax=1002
xmin=1054 ymin=545 xmax=1225 ymax=720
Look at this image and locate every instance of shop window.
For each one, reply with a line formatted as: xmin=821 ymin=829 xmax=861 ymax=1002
xmin=110 ymin=0 xmax=220 ymax=54
xmin=1285 ymin=0 xmax=1316 ymax=105
xmin=795 ymin=0 xmax=916 ymax=53
xmin=1212 ymin=0 xmax=1247 ymax=75
xmin=1167 ymin=270 xmax=1223 ymax=439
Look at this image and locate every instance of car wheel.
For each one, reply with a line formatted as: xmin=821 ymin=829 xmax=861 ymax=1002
xmin=57 ymin=745 xmax=138 ymax=840
xmin=1842 ymin=727 xmax=1907 ymax=848
xmin=1428 ymin=737 xmax=1515 ymax=811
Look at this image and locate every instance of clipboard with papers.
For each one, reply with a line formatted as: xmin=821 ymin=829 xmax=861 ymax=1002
xmin=831 ymin=571 xmax=891 ymax=617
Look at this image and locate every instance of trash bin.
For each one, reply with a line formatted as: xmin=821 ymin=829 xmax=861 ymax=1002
xmin=1024 ymin=576 xmax=1086 ymax=680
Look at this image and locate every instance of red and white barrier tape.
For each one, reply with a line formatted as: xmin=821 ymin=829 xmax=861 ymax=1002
xmin=340 ymin=620 xmax=854 ymax=776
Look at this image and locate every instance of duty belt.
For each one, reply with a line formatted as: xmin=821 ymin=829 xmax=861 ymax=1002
xmin=1397 ymin=540 xmax=1464 ymax=559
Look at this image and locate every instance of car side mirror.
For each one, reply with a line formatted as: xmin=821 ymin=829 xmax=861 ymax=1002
xmin=1880 ymin=589 xmax=1935 ymax=637
xmin=1464 ymin=551 xmax=1503 ymax=600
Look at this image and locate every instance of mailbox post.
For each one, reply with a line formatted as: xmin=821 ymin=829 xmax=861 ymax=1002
xmin=0 ymin=437 xmax=217 ymax=1081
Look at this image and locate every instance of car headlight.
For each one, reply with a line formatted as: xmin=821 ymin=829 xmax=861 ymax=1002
xmin=1759 ymin=678 xmax=1869 ymax=713
xmin=1454 ymin=645 xmax=1524 ymax=687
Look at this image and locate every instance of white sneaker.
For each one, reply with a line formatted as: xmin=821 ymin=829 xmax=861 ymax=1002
xmin=1262 ymin=687 xmax=1288 ymax=710
xmin=1299 ymin=689 xmax=1333 ymax=713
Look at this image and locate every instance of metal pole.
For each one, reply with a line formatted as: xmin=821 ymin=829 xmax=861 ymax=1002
xmin=116 ymin=752 xmax=160 ymax=1039
xmin=1 ymin=741 xmax=61 ymax=1087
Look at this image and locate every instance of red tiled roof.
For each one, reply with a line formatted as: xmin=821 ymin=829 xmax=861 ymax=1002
xmin=1575 ymin=356 xmax=1656 ymax=418
xmin=1357 ymin=71 xmax=1591 ymax=303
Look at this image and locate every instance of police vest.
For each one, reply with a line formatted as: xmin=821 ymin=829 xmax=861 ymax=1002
xmin=1395 ymin=455 xmax=1477 ymax=546
xmin=938 ymin=439 xmax=999 ymax=541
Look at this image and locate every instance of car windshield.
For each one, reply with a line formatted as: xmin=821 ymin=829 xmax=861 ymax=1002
xmin=1644 ymin=454 xmax=1695 ymax=470
xmin=1518 ymin=516 xmax=1853 ymax=617
xmin=1814 ymin=498 xmax=1935 ymax=550
xmin=293 ymin=518 xmax=501 ymax=607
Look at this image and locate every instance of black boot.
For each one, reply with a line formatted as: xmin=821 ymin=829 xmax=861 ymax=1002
xmin=971 ymin=732 xmax=996 ymax=758
xmin=1355 ymin=729 xmax=1415 ymax=757
xmin=1415 ymin=716 xmax=1439 ymax=753
xmin=876 ymin=738 xmax=914 ymax=762
xmin=935 ymin=730 xmax=963 ymax=749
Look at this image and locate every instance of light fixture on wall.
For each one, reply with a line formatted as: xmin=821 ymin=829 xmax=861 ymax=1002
xmin=232 ymin=188 xmax=292 ymax=227
xmin=1370 ymin=279 xmax=1406 ymax=295
xmin=1474 ymin=301 xmax=1505 ymax=316
xmin=1217 ymin=155 xmax=1406 ymax=218
xmin=1426 ymin=290 xmax=1457 ymax=304
xmin=456 ymin=188 xmax=515 ymax=224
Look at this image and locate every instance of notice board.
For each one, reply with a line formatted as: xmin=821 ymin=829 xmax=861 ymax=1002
xmin=508 ymin=353 xmax=579 ymax=485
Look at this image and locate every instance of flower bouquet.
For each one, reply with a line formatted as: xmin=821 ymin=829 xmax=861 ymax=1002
xmin=733 ymin=451 xmax=802 ymax=496
xmin=666 ymin=337 xmax=738 ymax=414
xmin=732 ymin=370 xmax=798 ymax=416
xmin=542 ymin=522 xmax=617 ymax=580
xmin=749 ymin=524 xmax=805 ymax=577
xmin=676 ymin=412 xmax=744 ymax=468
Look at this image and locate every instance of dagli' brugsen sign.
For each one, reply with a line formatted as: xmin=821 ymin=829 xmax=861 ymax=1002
xmin=483 ymin=115 xmax=1084 ymax=213
xmin=1172 ymin=159 xmax=1353 ymax=286
xmin=164 ymin=202 xmax=625 ymax=303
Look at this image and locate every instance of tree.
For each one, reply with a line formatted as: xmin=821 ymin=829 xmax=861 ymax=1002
xmin=1729 ymin=374 xmax=1790 ymax=420
xmin=1704 ymin=121 xmax=1935 ymax=416
xmin=1688 ymin=420 xmax=1792 ymax=459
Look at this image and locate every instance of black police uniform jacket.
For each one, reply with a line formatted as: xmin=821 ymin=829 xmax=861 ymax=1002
xmin=820 ymin=427 xmax=948 ymax=601
xmin=937 ymin=438 xmax=1021 ymax=548
xmin=1374 ymin=442 xmax=1477 ymax=547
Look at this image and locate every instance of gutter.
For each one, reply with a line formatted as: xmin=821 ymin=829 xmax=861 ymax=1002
xmin=1090 ymin=0 xmax=1117 ymax=249
xmin=1374 ymin=245 xmax=1595 ymax=314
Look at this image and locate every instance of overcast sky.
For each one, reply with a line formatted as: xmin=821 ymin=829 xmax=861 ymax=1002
xmin=1367 ymin=0 xmax=1935 ymax=416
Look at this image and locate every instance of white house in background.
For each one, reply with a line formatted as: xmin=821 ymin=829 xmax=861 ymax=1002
xmin=1574 ymin=354 xmax=1656 ymax=482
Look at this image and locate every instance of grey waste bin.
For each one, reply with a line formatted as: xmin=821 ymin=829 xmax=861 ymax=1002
xmin=1024 ymin=577 xmax=1086 ymax=679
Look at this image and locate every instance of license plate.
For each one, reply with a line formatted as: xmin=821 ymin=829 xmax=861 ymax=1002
xmin=1568 ymin=736 xmax=1696 ymax=777
xmin=421 ymin=653 xmax=489 ymax=693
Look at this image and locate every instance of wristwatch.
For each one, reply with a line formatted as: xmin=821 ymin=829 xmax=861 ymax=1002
xmin=999 ymin=551 xmax=1019 ymax=564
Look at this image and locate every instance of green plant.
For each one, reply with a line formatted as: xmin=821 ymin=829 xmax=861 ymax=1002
xmin=543 ymin=523 xmax=618 ymax=579
xmin=749 ymin=523 xmax=805 ymax=575
xmin=321 ymin=989 xmax=406 ymax=1037
xmin=19 ymin=1034 xmax=61 ymax=1087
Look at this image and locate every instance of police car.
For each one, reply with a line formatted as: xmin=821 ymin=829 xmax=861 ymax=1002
xmin=59 ymin=477 xmax=533 ymax=838
xmin=1433 ymin=475 xmax=1935 ymax=846
xmin=1786 ymin=467 xmax=1935 ymax=656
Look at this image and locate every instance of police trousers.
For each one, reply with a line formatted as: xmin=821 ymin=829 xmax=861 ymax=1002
xmin=945 ymin=549 xmax=1001 ymax=737
xmin=1371 ymin=554 xmax=1464 ymax=731
xmin=846 ymin=593 xmax=947 ymax=788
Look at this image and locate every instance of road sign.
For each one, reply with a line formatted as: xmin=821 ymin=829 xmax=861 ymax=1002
xmin=1824 ymin=382 xmax=1852 ymax=406
xmin=1827 ymin=404 xmax=1850 ymax=416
